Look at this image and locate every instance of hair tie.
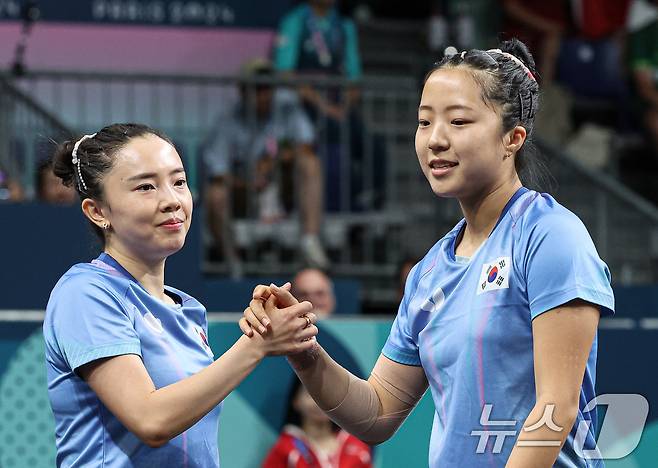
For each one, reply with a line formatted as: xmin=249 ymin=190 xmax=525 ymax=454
xmin=71 ymin=133 xmax=97 ymax=192
xmin=486 ymin=49 xmax=536 ymax=82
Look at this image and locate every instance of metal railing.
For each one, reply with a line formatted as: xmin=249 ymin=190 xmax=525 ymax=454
xmin=9 ymin=70 xmax=419 ymax=201
xmin=3 ymin=69 xmax=657 ymax=302
xmin=0 ymin=77 xmax=73 ymax=198
xmin=5 ymin=70 xmax=425 ymax=284
xmin=539 ymin=140 xmax=658 ymax=286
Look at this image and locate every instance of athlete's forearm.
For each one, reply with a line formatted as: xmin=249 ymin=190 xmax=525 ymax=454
xmin=288 ymin=348 xmax=426 ymax=444
xmin=288 ymin=344 xmax=352 ymax=410
xmin=505 ymin=399 xmax=578 ymax=468
xmin=143 ymin=336 xmax=264 ymax=446
xmin=288 ymin=345 xmax=386 ymax=443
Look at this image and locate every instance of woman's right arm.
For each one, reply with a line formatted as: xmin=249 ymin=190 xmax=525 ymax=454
xmin=289 ymin=346 xmax=428 ymax=445
xmin=246 ymin=286 xmax=429 ymax=445
xmin=79 ymin=297 xmax=316 ymax=448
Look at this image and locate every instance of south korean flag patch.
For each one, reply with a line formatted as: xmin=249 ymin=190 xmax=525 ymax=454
xmin=477 ymin=256 xmax=511 ymax=295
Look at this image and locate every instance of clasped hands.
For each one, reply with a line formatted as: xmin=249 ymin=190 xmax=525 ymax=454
xmin=239 ymin=282 xmax=319 ymax=356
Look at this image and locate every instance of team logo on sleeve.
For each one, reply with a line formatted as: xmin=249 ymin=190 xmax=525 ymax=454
xmin=477 ymin=257 xmax=511 ymax=295
xmin=419 ymin=287 xmax=445 ymax=314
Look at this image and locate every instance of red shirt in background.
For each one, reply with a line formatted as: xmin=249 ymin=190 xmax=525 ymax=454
xmin=263 ymin=426 xmax=372 ymax=468
xmin=575 ymin=0 xmax=632 ymax=39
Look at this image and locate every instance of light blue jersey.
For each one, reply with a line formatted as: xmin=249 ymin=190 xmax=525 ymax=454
xmin=44 ymin=253 xmax=221 ymax=467
xmin=383 ymin=188 xmax=614 ymax=468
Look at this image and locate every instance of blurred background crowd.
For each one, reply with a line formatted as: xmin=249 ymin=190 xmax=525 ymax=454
xmin=3 ymin=2 xmax=658 ymax=466
xmin=1 ymin=0 xmax=658 ymax=314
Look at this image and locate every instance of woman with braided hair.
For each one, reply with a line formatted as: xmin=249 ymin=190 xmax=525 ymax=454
xmin=241 ymin=38 xmax=614 ymax=467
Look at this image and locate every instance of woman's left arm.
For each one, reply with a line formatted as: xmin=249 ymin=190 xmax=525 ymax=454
xmin=506 ymin=299 xmax=600 ymax=468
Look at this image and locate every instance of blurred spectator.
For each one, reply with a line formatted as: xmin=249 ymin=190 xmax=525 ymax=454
xmin=0 ymin=165 xmax=24 ymax=202
xmin=428 ymin=2 xmax=449 ymax=54
xmin=274 ymin=0 xmax=362 ymax=120
xmin=263 ymin=378 xmax=372 ymax=468
xmin=555 ymin=0 xmax=631 ymax=100
xmin=574 ymin=0 xmax=632 ymax=41
xmin=629 ymin=0 xmax=658 ymax=153
xmin=428 ymin=0 xmax=477 ymax=53
xmin=501 ymin=0 xmax=571 ymax=83
xmin=292 ymin=267 xmax=335 ymax=317
xmin=203 ymin=60 xmax=329 ymax=275
xmin=504 ymin=0 xmax=633 ymax=159
xmin=274 ymin=0 xmax=384 ymax=212
xmin=36 ymin=159 xmax=76 ymax=204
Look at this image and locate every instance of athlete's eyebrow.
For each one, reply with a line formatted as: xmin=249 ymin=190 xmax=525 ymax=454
xmin=126 ymin=167 xmax=185 ymax=182
xmin=444 ymin=104 xmax=474 ymax=112
xmin=419 ymin=104 xmax=474 ymax=112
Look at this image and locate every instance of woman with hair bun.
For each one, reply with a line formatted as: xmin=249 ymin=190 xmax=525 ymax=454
xmin=43 ymin=123 xmax=319 ymax=467
xmin=242 ymin=39 xmax=615 ymax=467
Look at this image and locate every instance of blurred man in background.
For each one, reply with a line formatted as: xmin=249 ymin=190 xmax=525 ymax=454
xmin=274 ymin=0 xmax=361 ymax=124
xmin=291 ymin=267 xmax=335 ymax=317
xmin=501 ymin=0 xmax=570 ymax=84
xmin=203 ymin=60 xmax=329 ymax=276
xmin=274 ymin=0 xmax=385 ymax=212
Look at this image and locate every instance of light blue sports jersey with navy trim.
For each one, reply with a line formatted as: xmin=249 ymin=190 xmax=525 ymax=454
xmin=383 ymin=188 xmax=614 ymax=468
xmin=44 ymin=253 xmax=221 ymax=467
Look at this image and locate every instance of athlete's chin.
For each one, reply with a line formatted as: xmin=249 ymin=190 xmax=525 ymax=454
xmin=427 ymin=179 xmax=459 ymax=199
xmin=166 ymin=240 xmax=186 ymax=256
xmin=432 ymin=190 xmax=457 ymax=199
xmin=158 ymin=237 xmax=186 ymax=258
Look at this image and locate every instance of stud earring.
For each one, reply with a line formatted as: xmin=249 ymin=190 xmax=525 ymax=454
xmin=102 ymin=222 xmax=109 ymax=230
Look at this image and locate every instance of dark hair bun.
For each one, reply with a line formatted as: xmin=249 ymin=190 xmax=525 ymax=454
xmin=51 ymin=140 xmax=76 ymax=188
xmin=499 ymin=38 xmax=539 ymax=82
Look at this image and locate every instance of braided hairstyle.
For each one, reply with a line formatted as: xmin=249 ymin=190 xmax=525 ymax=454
xmin=52 ymin=123 xmax=173 ymax=244
xmin=426 ymin=38 xmax=550 ymax=190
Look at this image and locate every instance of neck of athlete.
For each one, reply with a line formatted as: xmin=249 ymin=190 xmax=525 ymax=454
xmin=457 ymin=177 xmax=522 ymax=250
xmin=105 ymin=245 xmax=167 ymax=301
xmin=301 ymin=418 xmax=336 ymax=447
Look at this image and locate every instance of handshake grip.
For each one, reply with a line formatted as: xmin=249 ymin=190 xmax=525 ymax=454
xmin=241 ymin=283 xmax=319 ymax=357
